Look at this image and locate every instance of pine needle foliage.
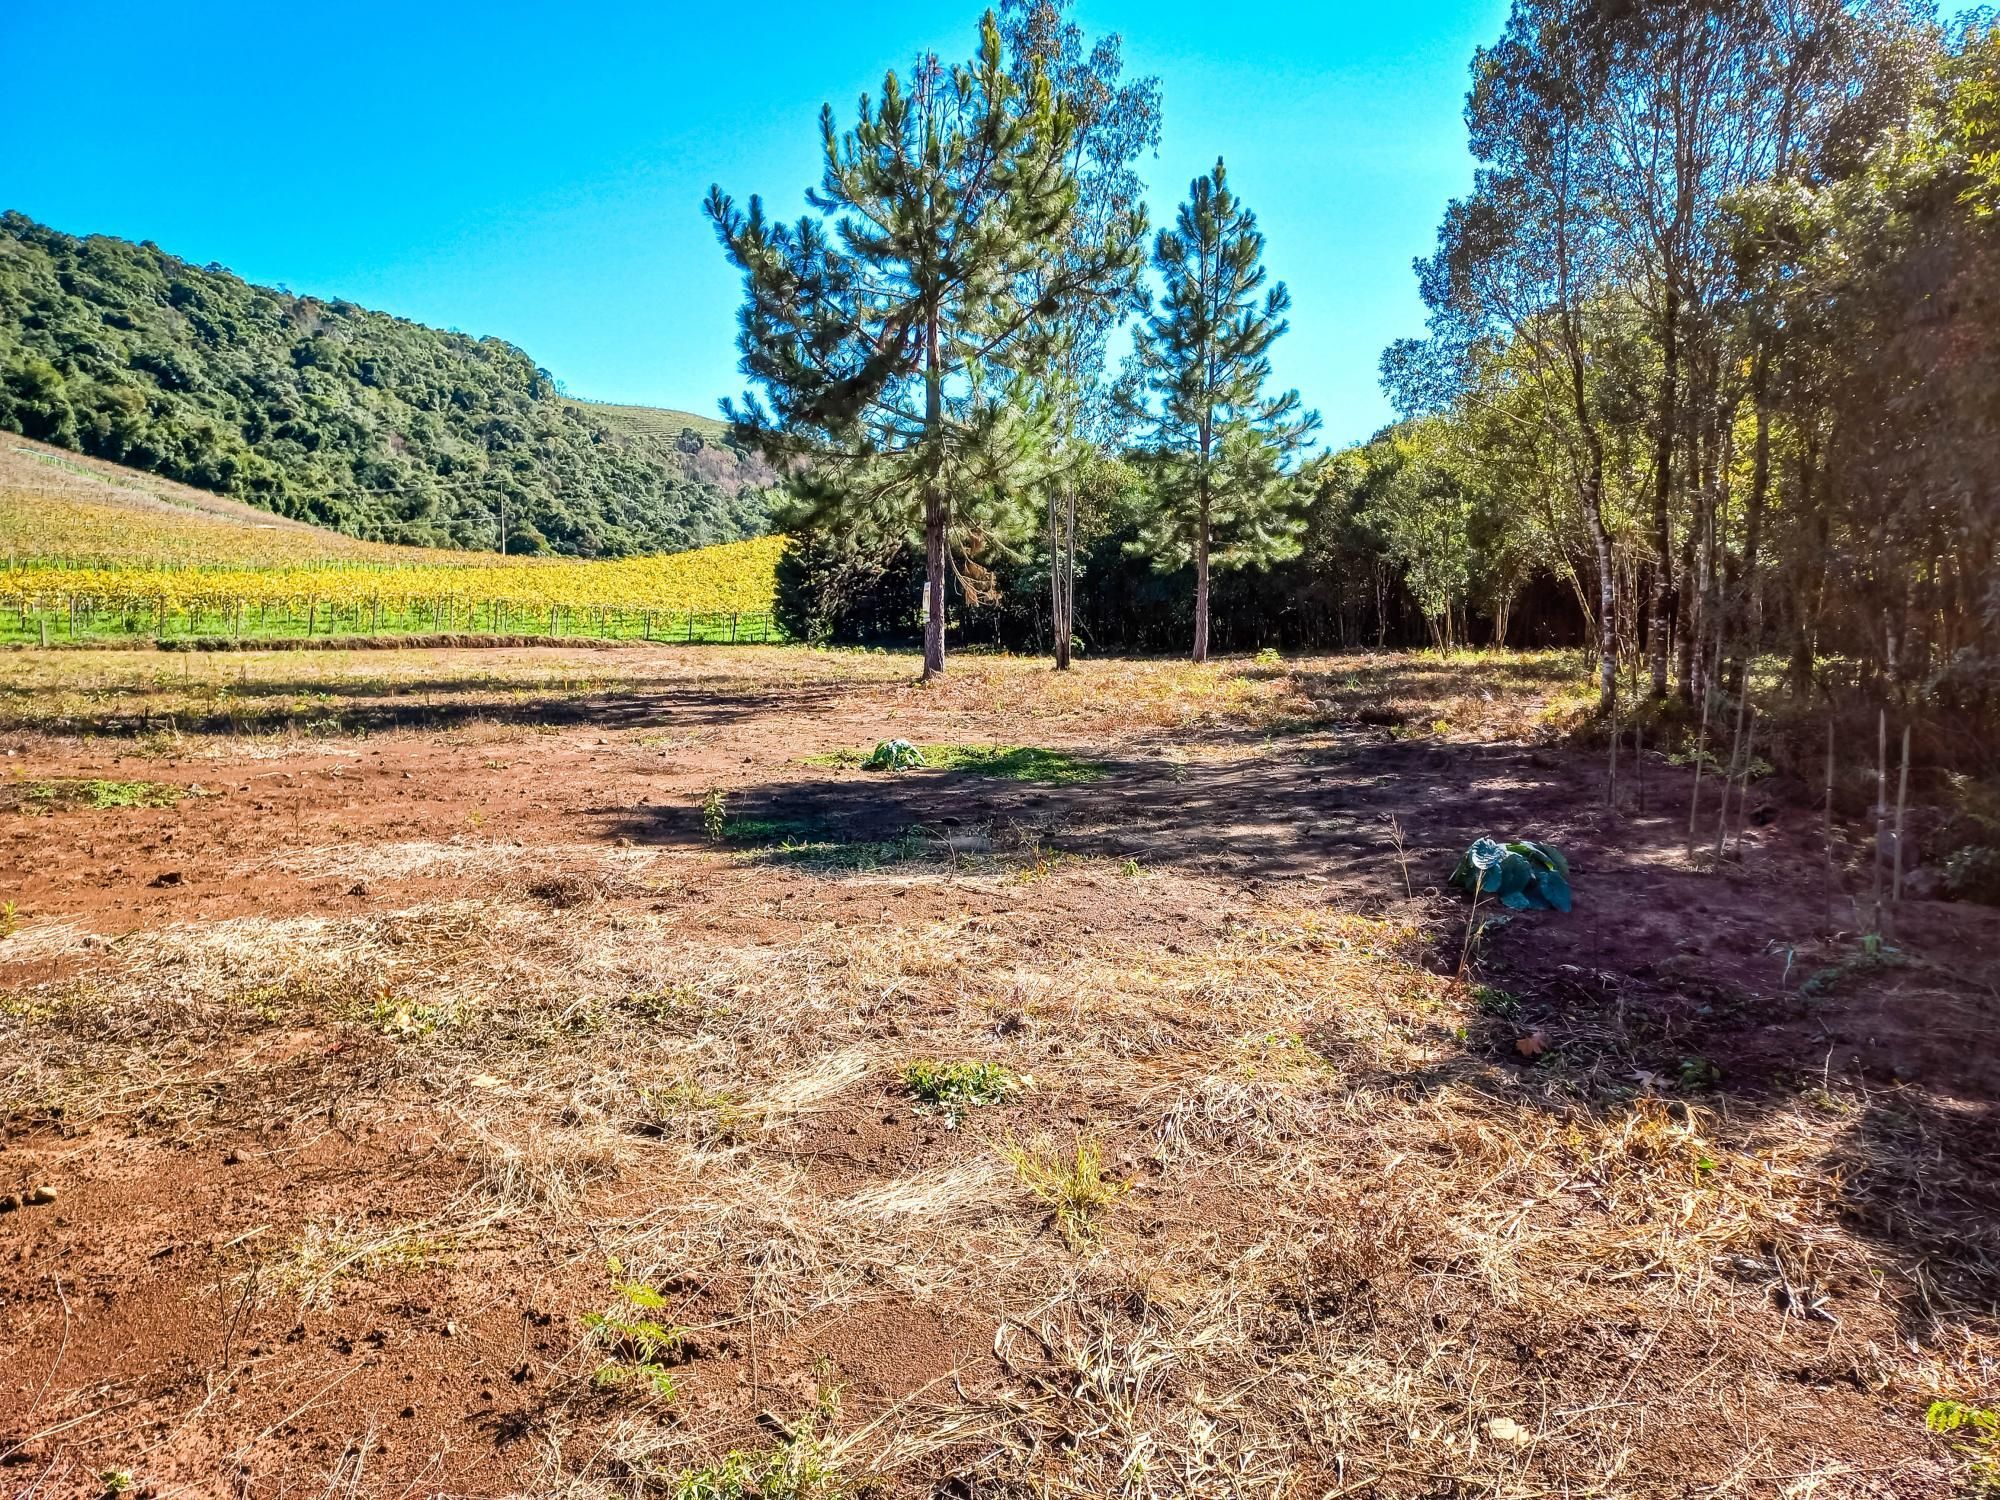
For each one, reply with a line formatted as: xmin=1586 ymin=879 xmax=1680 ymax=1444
xmin=706 ymin=11 xmax=1144 ymax=679
xmin=1125 ymin=161 xmax=1318 ymax=662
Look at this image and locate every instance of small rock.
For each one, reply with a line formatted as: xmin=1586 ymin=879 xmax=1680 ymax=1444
xmin=23 ymin=1184 xmax=57 ymax=1207
xmin=150 ymin=871 xmax=184 ymax=888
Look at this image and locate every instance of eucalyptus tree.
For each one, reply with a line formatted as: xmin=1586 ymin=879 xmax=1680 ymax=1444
xmin=1126 ymin=160 xmax=1317 ymax=663
xmin=707 ymin=13 xmax=1143 ymax=678
xmin=1395 ymin=0 xmax=1626 ymax=709
xmin=1000 ymin=0 xmax=1159 ymax=669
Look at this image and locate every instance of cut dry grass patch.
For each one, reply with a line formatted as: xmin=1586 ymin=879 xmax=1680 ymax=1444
xmin=0 ymin=647 xmax=1992 ymax=1497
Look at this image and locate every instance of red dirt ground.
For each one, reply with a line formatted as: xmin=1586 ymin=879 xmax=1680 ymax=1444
xmin=1 ymin=645 xmax=1995 ymax=1498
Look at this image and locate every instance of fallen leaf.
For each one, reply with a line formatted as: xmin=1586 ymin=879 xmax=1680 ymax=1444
xmin=1514 ymin=1029 xmax=1549 ymax=1058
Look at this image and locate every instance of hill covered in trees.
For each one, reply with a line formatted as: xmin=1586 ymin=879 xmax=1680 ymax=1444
xmin=0 ymin=213 xmax=770 ymax=557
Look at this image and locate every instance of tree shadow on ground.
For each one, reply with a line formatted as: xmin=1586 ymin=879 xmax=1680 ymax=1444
xmin=597 ymin=726 xmax=2000 ymax=1338
xmin=7 ymin=675 xmax=858 ymax=740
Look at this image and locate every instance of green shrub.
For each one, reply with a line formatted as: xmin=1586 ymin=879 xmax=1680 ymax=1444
xmin=1943 ymin=846 xmax=2000 ymax=905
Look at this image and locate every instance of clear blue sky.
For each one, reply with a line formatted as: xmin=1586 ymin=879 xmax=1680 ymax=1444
xmin=1 ymin=0 xmax=1505 ymax=448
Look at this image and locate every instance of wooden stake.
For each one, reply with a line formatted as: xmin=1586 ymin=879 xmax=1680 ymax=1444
xmin=1687 ymin=674 xmax=1714 ymax=858
xmin=1892 ymin=722 xmax=1911 ymax=908
xmin=1822 ymin=717 xmax=1835 ymax=929
xmin=1606 ymin=676 xmax=1620 ymax=809
xmin=1870 ymin=709 xmax=1887 ymax=932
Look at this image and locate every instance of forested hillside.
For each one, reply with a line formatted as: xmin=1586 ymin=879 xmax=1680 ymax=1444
xmin=0 ymin=213 xmax=770 ymax=557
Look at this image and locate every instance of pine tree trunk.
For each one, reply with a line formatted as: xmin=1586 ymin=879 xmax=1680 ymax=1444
xmin=1192 ymin=500 xmax=1212 ymax=664
xmin=924 ymin=492 xmax=946 ymax=678
xmin=921 ymin=307 xmax=947 ymax=680
xmin=1049 ymin=484 xmax=1073 ymax=671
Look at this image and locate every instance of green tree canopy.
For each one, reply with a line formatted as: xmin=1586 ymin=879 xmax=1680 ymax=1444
xmin=1125 ymin=160 xmax=1316 ymax=662
xmin=707 ymin=11 xmax=1144 ymax=677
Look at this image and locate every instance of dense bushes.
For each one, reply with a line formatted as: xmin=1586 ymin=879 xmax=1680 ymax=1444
xmin=0 ymin=213 xmax=770 ymax=557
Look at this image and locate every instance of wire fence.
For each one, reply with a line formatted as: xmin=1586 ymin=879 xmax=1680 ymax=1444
xmin=0 ymin=598 xmax=788 ymax=649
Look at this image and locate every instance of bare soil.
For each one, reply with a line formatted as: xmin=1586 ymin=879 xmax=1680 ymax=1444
xmin=0 ymin=645 xmax=1994 ymax=1498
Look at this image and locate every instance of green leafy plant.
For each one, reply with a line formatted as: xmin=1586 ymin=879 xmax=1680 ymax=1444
xmin=862 ymin=739 xmax=927 ymax=771
xmin=826 ymin=742 xmax=1105 ymax=784
xmin=701 ymin=788 xmax=728 ymax=842
xmin=10 ymin=778 xmax=182 ymax=813
xmin=584 ymin=1259 xmax=687 ymax=1401
xmin=1677 ymin=1055 xmax=1721 ymax=1092
xmin=1800 ymin=935 xmax=1905 ymax=997
xmin=1449 ymin=838 xmax=1573 ymax=912
xmin=1927 ymin=1399 xmax=2000 ymax=1492
xmin=1943 ymin=846 xmax=2000 ymax=905
xmin=904 ymin=1060 xmax=1018 ymax=1126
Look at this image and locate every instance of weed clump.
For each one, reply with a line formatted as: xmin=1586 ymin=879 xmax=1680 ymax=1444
xmin=1002 ymin=1133 xmax=1127 ymax=1248
xmin=6 ymin=778 xmax=182 ymax=814
xmin=903 ymin=1059 xmax=1017 ymax=1126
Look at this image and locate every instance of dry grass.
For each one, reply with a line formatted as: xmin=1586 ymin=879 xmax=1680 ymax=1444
xmin=0 ymin=647 xmax=1990 ymax=1498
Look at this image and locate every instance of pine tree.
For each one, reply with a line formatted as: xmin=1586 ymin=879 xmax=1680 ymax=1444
xmin=706 ymin=13 xmax=1141 ymax=678
xmin=1127 ymin=161 xmax=1316 ymax=662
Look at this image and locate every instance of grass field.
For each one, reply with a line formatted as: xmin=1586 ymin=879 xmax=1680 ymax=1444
xmin=0 ymin=643 xmax=1994 ymax=1497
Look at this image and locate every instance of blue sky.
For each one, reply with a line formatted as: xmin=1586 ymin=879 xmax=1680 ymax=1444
xmin=1 ymin=0 xmax=1506 ymax=447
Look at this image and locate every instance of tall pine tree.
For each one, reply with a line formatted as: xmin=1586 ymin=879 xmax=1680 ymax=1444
xmin=1127 ymin=160 xmax=1316 ymax=662
xmin=706 ymin=13 xmax=1142 ymax=678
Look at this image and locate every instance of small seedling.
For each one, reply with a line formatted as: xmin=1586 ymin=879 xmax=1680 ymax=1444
xmin=0 ymin=901 xmax=17 ymax=940
xmin=701 ymin=788 xmax=728 ymax=842
xmin=584 ymin=1259 xmax=686 ymax=1401
xmin=99 ymin=1471 xmax=134 ymax=1499
xmin=863 ymin=739 xmax=926 ymax=771
xmin=363 ymin=988 xmax=458 ymax=1039
xmin=672 ymin=1373 xmax=848 ymax=1497
xmin=1677 ymin=1056 xmax=1721 ymax=1092
xmin=904 ymin=1059 xmax=1017 ymax=1126
xmin=1001 ymin=1133 xmax=1127 ymax=1249
xmin=1927 ymin=1399 xmax=2000 ymax=1491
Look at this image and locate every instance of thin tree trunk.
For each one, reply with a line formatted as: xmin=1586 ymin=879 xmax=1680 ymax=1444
xmin=921 ymin=308 xmax=946 ymax=680
xmin=1584 ymin=476 xmax=1616 ymax=713
xmin=1729 ymin=350 xmax=1772 ymax=695
xmin=1192 ymin=496 xmax=1212 ymax=664
xmin=1647 ymin=283 xmax=1679 ymax=699
xmin=1048 ymin=485 xmax=1072 ymax=671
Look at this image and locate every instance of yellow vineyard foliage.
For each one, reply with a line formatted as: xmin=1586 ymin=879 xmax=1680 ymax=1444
xmin=0 ymin=535 xmax=785 ymax=617
xmin=0 ymin=447 xmax=783 ymax=622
